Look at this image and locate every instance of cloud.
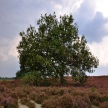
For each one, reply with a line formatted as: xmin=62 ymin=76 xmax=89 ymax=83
xmin=0 ymin=0 xmax=84 ymax=62
xmin=95 ymin=0 xmax=108 ymax=18
xmin=0 ymin=49 xmax=8 ymax=62
xmin=80 ymin=12 xmax=108 ymax=42
xmin=73 ymin=0 xmax=108 ymax=42
xmin=53 ymin=0 xmax=83 ymax=15
xmin=88 ymin=36 xmax=108 ymax=67
xmin=0 ymin=35 xmax=20 ymax=77
xmin=8 ymin=36 xmax=21 ymax=59
xmin=0 ymin=0 xmax=108 ymax=77
xmin=0 ymin=38 xmax=9 ymax=62
xmin=0 ymin=36 xmax=21 ymax=61
xmin=74 ymin=0 xmax=96 ymax=25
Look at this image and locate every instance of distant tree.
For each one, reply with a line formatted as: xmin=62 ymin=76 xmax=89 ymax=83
xmin=17 ymin=13 xmax=99 ymax=85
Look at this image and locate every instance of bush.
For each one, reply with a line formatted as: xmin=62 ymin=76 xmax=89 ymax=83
xmin=0 ymin=97 xmax=18 ymax=108
xmin=89 ymin=92 xmax=100 ymax=106
xmin=20 ymin=97 xmax=35 ymax=108
xmin=42 ymin=94 xmax=74 ymax=108
xmin=72 ymin=70 xmax=87 ymax=84
xmin=17 ymin=90 xmax=27 ymax=99
xmin=57 ymin=94 xmax=74 ymax=108
xmin=99 ymin=101 xmax=108 ymax=108
xmin=75 ymin=96 xmax=91 ymax=108
xmin=20 ymin=97 xmax=29 ymax=105
xmin=26 ymin=101 xmax=35 ymax=108
xmin=35 ymin=92 xmax=48 ymax=104
xmin=99 ymin=94 xmax=108 ymax=103
xmin=42 ymin=98 xmax=58 ymax=108
xmin=29 ymin=91 xmax=36 ymax=101
xmin=91 ymin=87 xmax=96 ymax=93
xmin=42 ymin=92 xmax=92 ymax=108
xmin=22 ymin=71 xmax=42 ymax=86
xmin=40 ymin=78 xmax=58 ymax=86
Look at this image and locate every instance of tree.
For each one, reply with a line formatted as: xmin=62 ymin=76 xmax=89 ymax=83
xmin=17 ymin=13 xmax=99 ymax=85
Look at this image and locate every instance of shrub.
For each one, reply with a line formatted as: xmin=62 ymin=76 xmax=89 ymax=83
xmin=0 ymin=85 xmax=5 ymax=93
xmin=99 ymin=94 xmax=108 ymax=103
xmin=89 ymin=92 xmax=100 ymax=106
xmin=22 ymin=71 xmax=42 ymax=86
xmin=57 ymin=94 xmax=74 ymax=108
xmin=29 ymin=91 xmax=37 ymax=101
xmin=40 ymin=78 xmax=58 ymax=86
xmin=42 ymin=98 xmax=57 ymax=108
xmin=10 ymin=91 xmax=18 ymax=99
xmin=16 ymin=87 xmax=27 ymax=98
xmin=42 ymin=94 xmax=74 ymax=108
xmin=99 ymin=101 xmax=108 ymax=108
xmin=91 ymin=87 xmax=96 ymax=93
xmin=0 ymin=97 xmax=18 ymax=108
xmin=35 ymin=92 xmax=48 ymax=104
xmin=20 ymin=97 xmax=30 ymax=105
xmin=72 ymin=70 xmax=88 ymax=84
xmin=47 ymin=87 xmax=59 ymax=95
xmin=75 ymin=96 xmax=91 ymax=108
xmin=26 ymin=101 xmax=35 ymax=108
xmin=20 ymin=97 xmax=35 ymax=108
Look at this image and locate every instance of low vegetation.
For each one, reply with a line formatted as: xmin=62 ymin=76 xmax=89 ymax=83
xmin=0 ymin=76 xmax=108 ymax=108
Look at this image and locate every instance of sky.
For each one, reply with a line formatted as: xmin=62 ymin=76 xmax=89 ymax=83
xmin=0 ymin=0 xmax=108 ymax=77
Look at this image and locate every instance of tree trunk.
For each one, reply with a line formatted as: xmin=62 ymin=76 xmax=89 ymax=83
xmin=60 ymin=74 xmax=64 ymax=85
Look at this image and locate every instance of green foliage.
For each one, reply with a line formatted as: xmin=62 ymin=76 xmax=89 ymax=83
xmin=17 ymin=12 xmax=99 ymax=85
xmin=91 ymin=87 xmax=96 ymax=93
xmin=72 ymin=69 xmax=87 ymax=84
xmin=16 ymin=70 xmax=23 ymax=78
xmin=22 ymin=71 xmax=42 ymax=86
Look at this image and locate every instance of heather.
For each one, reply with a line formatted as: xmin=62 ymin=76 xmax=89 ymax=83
xmin=0 ymin=76 xmax=108 ymax=108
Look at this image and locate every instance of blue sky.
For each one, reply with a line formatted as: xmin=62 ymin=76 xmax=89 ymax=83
xmin=0 ymin=0 xmax=108 ymax=77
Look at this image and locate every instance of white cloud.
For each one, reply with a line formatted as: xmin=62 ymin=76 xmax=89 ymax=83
xmin=53 ymin=0 xmax=83 ymax=16
xmin=0 ymin=48 xmax=8 ymax=61
xmin=0 ymin=36 xmax=21 ymax=62
xmin=95 ymin=0 xmax=108 ymax=17
xmin=80 ymin=0 xmax=108 ymax=18
xmin=8 ymin=36 xmax=21 ymax=59
xmin=54 ymin=4 xmax=62 ymax=11
xmin=88 ymin=36 xmax=108 ymax=67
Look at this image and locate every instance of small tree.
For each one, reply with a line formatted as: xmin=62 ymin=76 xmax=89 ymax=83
xmin=17 ymin=13 xmax=99 ymax=85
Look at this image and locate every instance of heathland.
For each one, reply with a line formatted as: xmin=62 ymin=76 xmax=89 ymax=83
xmin=0 ymin=76 xmax=108 ymax=108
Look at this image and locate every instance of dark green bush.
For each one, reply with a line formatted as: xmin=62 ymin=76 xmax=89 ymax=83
xmin=22 ymin=71 xmax=42 ymax=86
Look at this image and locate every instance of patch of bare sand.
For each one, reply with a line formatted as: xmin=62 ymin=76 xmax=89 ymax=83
xmin=18 ymin=99 xmax=42 ymax=108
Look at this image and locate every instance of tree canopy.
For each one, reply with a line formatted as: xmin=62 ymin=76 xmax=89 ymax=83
xmin=17 ymin=13 xmax=99 ymax=85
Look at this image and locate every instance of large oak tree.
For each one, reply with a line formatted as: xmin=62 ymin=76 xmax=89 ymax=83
xmin=17 ymin=13 xmax=99 ymax=85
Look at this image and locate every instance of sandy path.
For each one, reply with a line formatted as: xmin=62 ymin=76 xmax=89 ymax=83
xmin=18 ymin=99 xmax=42 ymax=108
xmin=31 ymin=100 xmax=42 ymax=108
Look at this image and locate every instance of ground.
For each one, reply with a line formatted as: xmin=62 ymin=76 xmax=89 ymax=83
xmin=0 ymin=76 xmax=108 ymax=108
